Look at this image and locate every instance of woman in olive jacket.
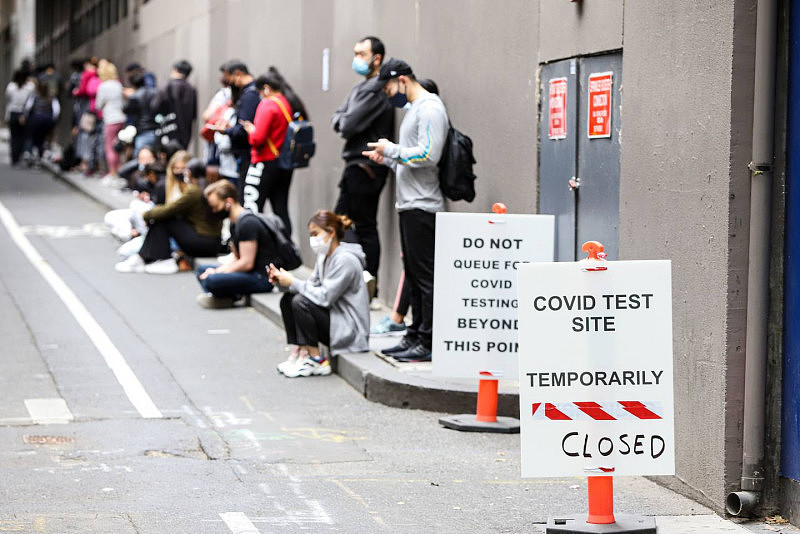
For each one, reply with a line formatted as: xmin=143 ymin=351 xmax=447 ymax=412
xmin=115 ymin=151 xmax=223 ymax=274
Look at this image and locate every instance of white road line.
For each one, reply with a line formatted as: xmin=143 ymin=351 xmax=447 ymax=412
xmin=0 ymin=201 xmax=162 ymax=419
xmin=24 ymin=398 xmax=73 ymax=424
xmin=219 ymin=512 xmax=261 ymax=534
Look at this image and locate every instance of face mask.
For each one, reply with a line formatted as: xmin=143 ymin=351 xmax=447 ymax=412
xmin=352 ymin=57 xmax=371 ymax=76
xmin=309 ymin=233 xmax=331 ymax=256
xmin=138 ymin=163 xmax=146 ymax=171
xmin=389 ymin=82 xmax=408 ymax=108
xmin=173 ymin=172 xmax=185 ymax=182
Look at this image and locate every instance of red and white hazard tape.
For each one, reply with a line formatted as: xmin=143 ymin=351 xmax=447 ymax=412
xmin=531 ymin=401 xmax=662 ymax=421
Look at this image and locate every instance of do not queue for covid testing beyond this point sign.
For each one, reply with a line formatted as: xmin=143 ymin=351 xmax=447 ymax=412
xmin=516 ymin=260 xmax=675 ymax=478
xmin=432 ymin=212 xmax=554 ymax=379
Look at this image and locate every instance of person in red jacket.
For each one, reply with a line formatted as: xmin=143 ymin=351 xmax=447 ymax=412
xmin=239 ymin=67 xmax=309 ymax=237
xmin=73 ymin=57 xmax=103 ymax=175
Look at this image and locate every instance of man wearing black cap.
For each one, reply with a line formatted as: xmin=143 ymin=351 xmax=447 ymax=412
xmin=363 ymin=58 xmax=449 ymax=362
xmin=151 ymin=59 xmax=197 ymax=149
xmin=218 ymin=60 xmax=258 ymax=200
xmin=331 ymin=36 xmax=394 ymax=304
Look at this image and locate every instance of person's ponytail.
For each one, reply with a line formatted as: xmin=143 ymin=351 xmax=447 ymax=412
xmin=338 ymin=214 xmax=354 ymax=231
xmin=309 ymin=210 xmax=350 ymax=239
xmin=263 ymin=66 xmax=310 ymax=121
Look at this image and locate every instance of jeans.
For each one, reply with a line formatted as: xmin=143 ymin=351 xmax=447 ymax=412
xmin=280 ymin=292 xmax=330 ymax=347
xmin=399 ymin=209 xmax=436 ymax=349
xmin=26 ymin=114 xmax=54 ymax=158
xmin=134 ymin=130 xmax=157 ymax=155
xmin=195 ymin=263 xmax=273 ymax=298
xmin=334 ymin=161 xmax=388 ymax=277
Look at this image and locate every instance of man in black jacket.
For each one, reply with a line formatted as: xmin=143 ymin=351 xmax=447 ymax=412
xmin=124 ymin=71 xmax=157 ymax=154
xmin=151 ymin=60 xmax=197 ymax=150
xmin=219 ymin=60 xmax=258 ymax=200
xmin=331 ymin=36 xmax=394 ymax=299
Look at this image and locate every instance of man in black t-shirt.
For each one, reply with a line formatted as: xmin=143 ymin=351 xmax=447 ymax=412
xmin=195 ymin=180 xmax=276 ymax=308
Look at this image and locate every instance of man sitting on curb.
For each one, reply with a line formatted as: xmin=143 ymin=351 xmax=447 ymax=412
xmin=195 ymin=180 xmax=276 ymax=308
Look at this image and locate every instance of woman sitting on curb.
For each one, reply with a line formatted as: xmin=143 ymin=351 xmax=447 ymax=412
xmin=269 ymin=210 xmax=370 ymax=378
xmin=115 ymin=150 xmax=224 ymax=274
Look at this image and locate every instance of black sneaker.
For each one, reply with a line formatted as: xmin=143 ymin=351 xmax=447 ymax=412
xmin=392 ymin=342 xmax=432 ymax=362
xmin=381 ymin=336 xmax=417 ymax=355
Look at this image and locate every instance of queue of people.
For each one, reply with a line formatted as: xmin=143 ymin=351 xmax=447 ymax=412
xmin=11 ymin=34 xmax=456 ymax=374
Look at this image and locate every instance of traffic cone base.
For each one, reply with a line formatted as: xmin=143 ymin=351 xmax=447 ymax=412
xmin=438 ymin=414 xmax=520 ymax=433
xmin=545 ymin=513 xmax=656 ymax=533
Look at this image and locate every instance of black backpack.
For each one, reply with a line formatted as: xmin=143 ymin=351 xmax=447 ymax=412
xmin=242 ymin=212 xmax=302 ymax=271
xmin=438 ymin=124 xmax=477 ymax=202
xmin=267 ymin=96 xmax=316 ymax=170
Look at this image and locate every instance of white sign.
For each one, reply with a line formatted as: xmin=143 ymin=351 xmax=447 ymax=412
xmin=321 ymin=48 xmax=330 ymax=92
xmin=516 ymin=260 xmax=675 ymax=478
xmin=433 ymin=212 xmax=554 ymax=378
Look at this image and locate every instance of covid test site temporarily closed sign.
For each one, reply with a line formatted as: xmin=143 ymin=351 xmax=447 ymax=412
xmin=516 ymin=260 xmax=675 ymax=478
xmin=433 ymin=212 xmax=554 ymax=378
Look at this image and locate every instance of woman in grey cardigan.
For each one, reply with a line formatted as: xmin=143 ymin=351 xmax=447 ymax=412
xmin=269 ymin=210 xmax=370 ymax=378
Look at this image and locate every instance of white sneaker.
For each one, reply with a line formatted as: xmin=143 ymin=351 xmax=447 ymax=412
xmin=144 ymin=258 xmax=179 ymax=274
xmin=283 ymin=356 xmax=332 ymax=378
xmin=277 ymin=351 xmax=302 ymax=374
xmin=363 ymin=271 xmax=377 ymax=299
xmin=117 ymin=235 xmax=144 ymax=259
xmin=370 ymin=297 xmax=383 ymax=311
xmin=115 ymin=254 xmax=145 ymax=273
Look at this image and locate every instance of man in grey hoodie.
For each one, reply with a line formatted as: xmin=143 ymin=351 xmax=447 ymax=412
xmin=363 ymin=58 xmax=449 ymax=362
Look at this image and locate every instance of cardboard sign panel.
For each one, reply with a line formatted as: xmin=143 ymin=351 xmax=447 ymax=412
xmin=587 ymin=71 xmax=613 ymax=139
xmin=433 ymin=212 xmax=554 ymax=379
xmin=548 ymin=77 xmax=568 ymax=140
xmin=517 ymin=260 xmax=675 ymax=477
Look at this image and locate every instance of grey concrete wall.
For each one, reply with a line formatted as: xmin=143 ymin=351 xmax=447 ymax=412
xmin=69 ymin=0 xmax=540 ymax=300
xmin=47 ymin=0 xmax=760 ymax=511
xmin=538 ymin=0 xmax=623 ymax=62
xmin=619 ymin=0 xmax=755 ymax=508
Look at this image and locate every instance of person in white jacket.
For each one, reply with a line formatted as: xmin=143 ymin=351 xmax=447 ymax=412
xmin=269 ymin=210 xmax=370 ymax=378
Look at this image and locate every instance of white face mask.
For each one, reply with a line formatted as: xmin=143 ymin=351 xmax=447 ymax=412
xmin=309 ymin=233 xmax=331 ymax=256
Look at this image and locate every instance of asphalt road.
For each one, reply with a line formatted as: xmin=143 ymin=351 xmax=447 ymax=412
xmin=0 ymin=162 xmax=774 ymax=533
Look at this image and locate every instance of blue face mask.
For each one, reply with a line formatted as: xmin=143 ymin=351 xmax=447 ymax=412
xmin=352 ymin=57 xmax=371 ymax=76
xmin=389 ymin=83 xmax=408 ymax=108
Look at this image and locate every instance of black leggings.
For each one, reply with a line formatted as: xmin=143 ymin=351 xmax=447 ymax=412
xmin=280 ymin=292 xmax=330 ymax=348
xmin=139 ymin=218 xmax=221 ymax=262
xmin=8 ymin=112 xmax=26 ymax=164
xmin=334 ymin=162 xmax=388 ymax=277
xmin=242 ymin=159 xmax=294 ymax=236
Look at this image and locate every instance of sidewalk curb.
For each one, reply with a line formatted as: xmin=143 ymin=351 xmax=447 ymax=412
xmin=46 ymin=163 xmax=520 ymax=417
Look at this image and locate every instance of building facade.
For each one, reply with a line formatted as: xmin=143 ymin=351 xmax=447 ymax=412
xmin=28 ymin=0 xmax=800 ymax=522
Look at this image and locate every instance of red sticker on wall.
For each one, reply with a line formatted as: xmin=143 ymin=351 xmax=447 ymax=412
xmin=548 ymin=77 xmax=568 ymax=140
xmin=587 ymin=72 xmax=613 ymax=139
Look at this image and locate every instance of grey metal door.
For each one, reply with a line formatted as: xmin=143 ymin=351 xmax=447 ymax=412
xmin=539 ymin=53 xmax=622 ymax=261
